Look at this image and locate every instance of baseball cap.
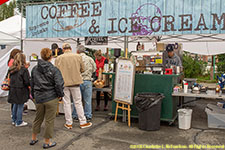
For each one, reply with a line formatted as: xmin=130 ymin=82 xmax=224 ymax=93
xmin=51 ymin=43 xmax=58 ymax=50
xmin=166 ymin=44 xmax=174 ymax=52
xmin=62 ymin=43 xmax=71 ymax=49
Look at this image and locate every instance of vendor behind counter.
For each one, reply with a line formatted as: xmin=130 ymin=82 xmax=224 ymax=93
xmin=163 ymin=44 xmax=182 ymax=68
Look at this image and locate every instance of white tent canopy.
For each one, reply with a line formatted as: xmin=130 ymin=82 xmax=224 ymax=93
xmin=157 ymin=34 xmax=225 ymax=55
xmin=0 ymin=31 xmax=20 ymax=46
xmin=182 ymin=42 xmax=225 ymax=56
xmin=24 ymin=34 xmax=225 ymax=56
xmin=0 ymin=15 xmax=25 ymax=46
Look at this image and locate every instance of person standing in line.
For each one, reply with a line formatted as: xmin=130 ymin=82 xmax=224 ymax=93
xmin=50 ymin=43 xmax=63 ymax=65
xmin=8 ymin=53 xmax=30 ymax=127
xmin=94 ymin=50 xmax=109 ymax=111
xmin=72 ymin=45 xmax=96 ymax=121
xmin=30 ymin=48 xmax=64 ymax=149
xmin=51 ymin=43 xmax=63 ymax=57
xmin=7 ymin=49 xmax=22 ymax=116
xmin=8 ymin=49 xmax=22 ymax=67
xmin=55 ymin=43 xmax=92 ymax=129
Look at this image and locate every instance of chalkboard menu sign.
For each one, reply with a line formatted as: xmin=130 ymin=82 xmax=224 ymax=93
xmin=85 ymin=36 xmax=108 ymax=45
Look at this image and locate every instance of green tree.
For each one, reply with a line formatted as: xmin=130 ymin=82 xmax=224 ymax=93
xmin=217 ymin=54 xmax=225 ymax=74
xmin=0 ymin=0 xmax=16 ymax=21
xmin=183 ymin=53 xmax=207 ymax=78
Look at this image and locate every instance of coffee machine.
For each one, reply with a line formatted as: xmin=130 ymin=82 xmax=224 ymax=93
xmin=113 ymin=48 xmax=121 ymax=72
xmin=131 ymin=51 xmax=164 ymax=74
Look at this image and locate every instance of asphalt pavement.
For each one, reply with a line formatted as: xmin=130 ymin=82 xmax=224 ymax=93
xmin=0 ymin=96 xmax=224 ymax=150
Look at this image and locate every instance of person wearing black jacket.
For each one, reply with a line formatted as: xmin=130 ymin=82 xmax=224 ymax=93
xmin=8 ymin=53 xmax=30 ymax=127
xmin=30 ymin=48 xmax=64 ymax=149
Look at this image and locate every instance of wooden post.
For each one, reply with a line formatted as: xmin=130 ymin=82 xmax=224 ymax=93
xmin=128 ymin=104 xmax=131 ymax=127
xmin=114 ymin=102 xmax=119 ymax=122
xmin=125 ymin=48 xmax=128 ymax=58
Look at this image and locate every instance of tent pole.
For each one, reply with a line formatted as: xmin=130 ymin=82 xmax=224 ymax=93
xmin=20 ymin=4 xmax=24 ymax=51
xmin=213 ymin=55 xmax=215 ymax=80
xmin=124 ymin=36 xmax=128 ymax=57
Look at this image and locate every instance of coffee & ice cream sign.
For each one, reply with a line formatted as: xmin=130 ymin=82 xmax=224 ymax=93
xmin=26 ymin=0 xmax=225 ymax=38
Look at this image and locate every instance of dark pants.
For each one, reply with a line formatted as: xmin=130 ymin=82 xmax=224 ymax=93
xmin=96 ymin=91 xmax=108 ymax=107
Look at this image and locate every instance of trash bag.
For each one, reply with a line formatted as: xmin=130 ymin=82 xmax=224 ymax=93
xmin=135 ymin=93 xmax=165 ymax=112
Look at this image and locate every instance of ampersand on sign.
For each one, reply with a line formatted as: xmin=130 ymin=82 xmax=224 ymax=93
xmin=89 ymin=19 xmax=100 ymax=34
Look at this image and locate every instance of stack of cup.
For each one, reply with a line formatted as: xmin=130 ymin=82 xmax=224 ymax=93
xmin=184 ymin=82 xmax=188 ymax=93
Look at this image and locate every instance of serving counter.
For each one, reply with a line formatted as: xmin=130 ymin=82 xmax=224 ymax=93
xmin=105 ymin=73 xmax=181 ymax=123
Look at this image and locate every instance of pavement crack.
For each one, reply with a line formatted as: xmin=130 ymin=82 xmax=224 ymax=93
xmin=92 ymin=135 xmax=139 ymax=145
xmin=57 ymin=116 xmax=111 ymax=150
xmin=193 ymin=129 xmax=204 ymax=144
xmin=191 ymin=127 xmax=218 ymax=144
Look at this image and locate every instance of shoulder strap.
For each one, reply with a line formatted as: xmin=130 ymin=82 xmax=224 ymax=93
xmin=5 ymin=70 xmax=10 ymax=79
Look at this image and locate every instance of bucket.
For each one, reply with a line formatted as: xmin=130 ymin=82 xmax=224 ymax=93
xmin=178 ymin=109 xmax=193 ymax=130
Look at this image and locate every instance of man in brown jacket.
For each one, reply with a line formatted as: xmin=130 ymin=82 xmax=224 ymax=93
xmin=55 ymin=43 xmax=92 ymax=129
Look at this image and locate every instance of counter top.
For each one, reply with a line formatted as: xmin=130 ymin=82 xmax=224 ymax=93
xmin=172 ymin=89 xmax=225 ymax=100
xmin=93 ymin=87 xmax=112 ymax=92
xmin=103 ymin=72 xmax=181 ymax=77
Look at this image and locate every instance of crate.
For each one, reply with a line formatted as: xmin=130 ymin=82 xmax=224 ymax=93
xmin=205 ymin=104 xmax=225 ymax=129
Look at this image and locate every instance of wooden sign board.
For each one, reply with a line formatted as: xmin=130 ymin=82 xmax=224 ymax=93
xmin=114 ymin=59 xmax=135 ymax=105
xmin=85 ymin=36 xmax=108 ymax=45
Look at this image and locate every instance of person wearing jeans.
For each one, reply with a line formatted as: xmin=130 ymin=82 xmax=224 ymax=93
xmin=12 ymin=104 xmax=24 ymax=125
xmin=7 ymin=49 xmax=22 ymax=117
xmin=72 ymin=80 xmax=93 ymax=120
xmin=8 ymin=53 xmax=30 ymax=127
xmin=72 ymin=45 xmax=96 ymax=121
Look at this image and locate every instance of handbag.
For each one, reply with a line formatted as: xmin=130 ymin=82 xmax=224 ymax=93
xmin=1 ymin=73 xmax=10 ymax=91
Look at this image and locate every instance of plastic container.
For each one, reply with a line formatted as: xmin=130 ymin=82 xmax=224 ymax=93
xmin=177 ymin=109 xmax=193 ymax=130
xmin=135 ymin=93 xmax=165 ymax=131
xmin=184 ymin=83 xmax=188 ymax=93
xmin=205 ymin=104 xmax=225 ymax=129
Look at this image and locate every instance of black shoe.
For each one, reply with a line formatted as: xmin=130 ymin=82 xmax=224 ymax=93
xmin=73 ymin=117 xmax=79 ymax=122
xmin=95 ymin=106 xmax=100 ymax=111
xmin=43 ymin=142 xmax=57 ymax=149
xmin=104 ymin=106 xmax=108 ymax=111
xmin=29 ymin=140 xmax=38 ymax=145
xmin=86 ymin=118 xmax=92 ymax=122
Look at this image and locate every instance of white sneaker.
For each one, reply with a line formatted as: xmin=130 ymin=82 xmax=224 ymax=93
xmin=16 ymin=121 xmax=28 ymax=127
xmin=12 ymin=122 xmax=15 ymax=125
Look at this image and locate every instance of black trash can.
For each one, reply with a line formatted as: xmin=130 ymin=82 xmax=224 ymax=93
xmin=135 ymin=93 xmax=165 ymax=131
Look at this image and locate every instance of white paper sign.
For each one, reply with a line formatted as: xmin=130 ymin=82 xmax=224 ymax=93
xmin=114 ymin=59 xmax=135 ymax=104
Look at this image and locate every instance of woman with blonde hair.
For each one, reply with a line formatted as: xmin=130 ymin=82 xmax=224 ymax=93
xmin=7 ymin=49 xmax=22 ymax=114
xmin=8 ymin=49 xmax=22 ymax=67
xmin=8 ymin=53 xmax=30 ymax=127
xmin=30 ymin=48 xmax=64 ymax=149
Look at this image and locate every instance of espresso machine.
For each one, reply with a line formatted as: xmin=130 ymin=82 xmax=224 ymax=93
xmin=131 ymin=51 xmax=164 ymax=74
xmin=113 ymin=48 xmax=121 ymax=72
